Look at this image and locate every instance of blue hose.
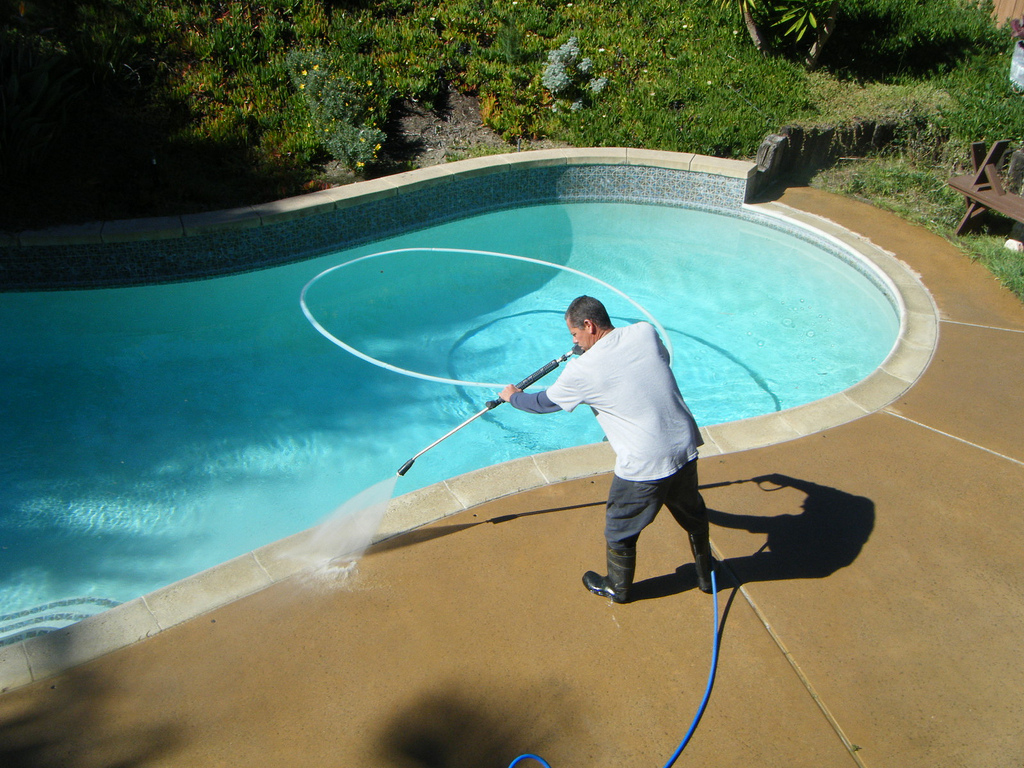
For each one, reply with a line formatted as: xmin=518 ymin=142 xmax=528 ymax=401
xmin=508 ymin=570 xmax=720 ymax=768
xmin=659 ymin=568 xmax=720 ymax=768
xmin=508 ymin=755 xmax=553 ymax=768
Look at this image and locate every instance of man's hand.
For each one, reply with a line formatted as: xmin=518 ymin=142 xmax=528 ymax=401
xmin=499 ymin=384 xmax=522 ymax=403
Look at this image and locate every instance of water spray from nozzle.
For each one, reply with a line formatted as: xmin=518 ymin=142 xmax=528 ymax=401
xmin=396 ymin=347 xmax=579 ymax=477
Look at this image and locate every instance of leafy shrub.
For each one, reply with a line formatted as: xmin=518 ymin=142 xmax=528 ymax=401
xmin=372 ymin=19 xmax=449 ymax=109
xmin=1 ymin=0 xmax=1021 ymax=280
xmin=286 ymin=47 xmax=392 ymax=169
xmin=556 ymin=24 xmax=815 ymax=158
xmin=821 ymin=0 xmax=1005 ymax=78
xmin=437 ymin=3 xmax=560 ymax=139
xmin=0 ymin=32 xmax=83 ymax=180
xmin=938 ymin=50 xmax=1024 ymax=153
xmin=542 ymin=37 xmax=607 ymax=112
xmin=773 ymin=0 xmax=838 ymax=44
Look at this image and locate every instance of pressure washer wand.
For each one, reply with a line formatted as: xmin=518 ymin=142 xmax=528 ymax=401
xmin=396 ymin=348 xmax=577 ymax=477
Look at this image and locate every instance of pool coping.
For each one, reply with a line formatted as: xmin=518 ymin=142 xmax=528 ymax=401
xmin=0 ymin=150 xmax=938 ymax=692
xmin=2 ymin=147 xmax=754 ymax=248
xmin=1 ymin=147 xmax=756 ymax=291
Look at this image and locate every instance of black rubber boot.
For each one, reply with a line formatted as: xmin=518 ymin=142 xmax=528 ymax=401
xmin=689 ymin=532 xmax=715 ymax=594
xmin=583 ymin=546 xmax=636 ymax=603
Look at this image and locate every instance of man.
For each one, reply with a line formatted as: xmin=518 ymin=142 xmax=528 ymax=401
xmin=499 ymin=295 xmax=714 ymax=603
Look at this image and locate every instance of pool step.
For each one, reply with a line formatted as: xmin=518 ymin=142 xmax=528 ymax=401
xmin=0 ymin=597 xmax=121 ymax=647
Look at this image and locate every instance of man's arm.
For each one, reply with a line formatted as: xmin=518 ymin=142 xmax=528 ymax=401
xmin=499 ymin=386 xmax=562 ymax=414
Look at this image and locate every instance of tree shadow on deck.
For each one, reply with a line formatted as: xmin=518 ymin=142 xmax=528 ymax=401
xmin=0 ymin=666 xmax=178 ymax=768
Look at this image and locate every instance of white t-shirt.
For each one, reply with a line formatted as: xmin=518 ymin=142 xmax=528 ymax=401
xmin=545 ymin=322 xmax=702 ymax=482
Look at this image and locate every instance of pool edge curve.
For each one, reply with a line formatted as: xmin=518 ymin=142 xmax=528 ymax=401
xmin=0 ymin=154 xmax=937 ymax=694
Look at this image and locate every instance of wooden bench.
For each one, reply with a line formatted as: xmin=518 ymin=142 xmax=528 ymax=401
xmin=948 ymin=140 xmax=1024 ymax=235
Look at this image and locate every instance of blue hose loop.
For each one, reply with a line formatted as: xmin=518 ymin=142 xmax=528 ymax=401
xmin=508 ymin=755 xmax=553 ymax=768
xmin=507 ymin=569 xmax=720 ymax=768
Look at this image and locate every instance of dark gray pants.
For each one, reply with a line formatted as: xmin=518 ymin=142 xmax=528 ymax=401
xmin=604 ymin=459 xmax=708 ymax=548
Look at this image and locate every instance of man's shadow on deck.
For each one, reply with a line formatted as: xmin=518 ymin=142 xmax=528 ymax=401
xmin=631 ymin=473 xmax=875 ymax=600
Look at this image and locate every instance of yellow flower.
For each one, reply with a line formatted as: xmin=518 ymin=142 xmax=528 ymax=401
xmin=356 ymin=162 xmax=365 ymax=168
xmin=313 ymin=64 xmax=319 ymax=71
xmin=299 ymin=83 xmax=305 ymax=89
xmin=301 ymin=70 xmax=307 ymax=75
xmin=367 ymin=80 xmax=373 ymax=86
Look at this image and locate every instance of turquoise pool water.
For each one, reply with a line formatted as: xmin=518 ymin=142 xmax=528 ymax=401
xmin=0 ymin=202 xmax=898 ymax=638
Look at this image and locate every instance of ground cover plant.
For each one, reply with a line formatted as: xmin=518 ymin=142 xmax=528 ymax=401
xmin=1 ymin=0 xmax=1022 ymax=298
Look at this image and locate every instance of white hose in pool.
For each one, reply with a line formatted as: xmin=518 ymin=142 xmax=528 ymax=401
xmin=300 ymin=247 xmax=673 ymax=388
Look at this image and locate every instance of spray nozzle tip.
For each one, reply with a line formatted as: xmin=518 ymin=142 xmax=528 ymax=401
xmin=397 ymin=459 xmax=415 ymax=476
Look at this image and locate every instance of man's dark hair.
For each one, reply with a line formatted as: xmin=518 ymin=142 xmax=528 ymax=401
xmin=565 ymin=295 xmax=612 ymax=330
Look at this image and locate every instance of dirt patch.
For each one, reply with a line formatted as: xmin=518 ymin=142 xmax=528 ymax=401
xmin=382 ymin=90 xmax=510 ymax=166
xmin=323 ymin=87 xmax=566 ymax=186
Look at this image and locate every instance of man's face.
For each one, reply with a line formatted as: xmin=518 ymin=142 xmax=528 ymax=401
xmin=566 ymin=318 xmax=598 ymax=351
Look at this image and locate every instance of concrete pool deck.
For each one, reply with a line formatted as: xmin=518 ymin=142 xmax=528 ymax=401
xmin=1 ymin=184 xmax=1023 ymax=767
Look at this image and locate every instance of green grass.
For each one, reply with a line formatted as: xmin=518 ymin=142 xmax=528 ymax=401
xmin=813 ymin=153 xmax=1024 ymax=299
xmin=1 ymin=0 xmax=1023 ymax=300
xmin=969 ymin=236 xmax=1024 ymax=299
xmin=813 ymin=155 xmax=964 ymax=230
xmin=803 ymin=73 xmax=953 ymax=129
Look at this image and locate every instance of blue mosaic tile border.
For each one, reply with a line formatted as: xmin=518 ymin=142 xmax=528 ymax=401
xmin=0 ymin=164 xmax=748 ymax=291
xmin=0 ymin=596 xmax=121 ymax=648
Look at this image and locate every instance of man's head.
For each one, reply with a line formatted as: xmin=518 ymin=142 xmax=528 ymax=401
xmin=564 ymin=295 xmax=613 ymax=351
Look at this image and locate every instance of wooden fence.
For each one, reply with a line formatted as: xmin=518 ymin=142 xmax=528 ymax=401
xmin=993 ymin=0 xmax=1024 ymax=25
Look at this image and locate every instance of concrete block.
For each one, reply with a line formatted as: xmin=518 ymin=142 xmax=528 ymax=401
xmin=445 ymin=456 xmax=549 ymax=509
xmin=22 ymin=598 xmax=160 ymax=681
xmin=252 ymin=189 xmax=338 ymax=224
xmin=326 ymin=178 xmax=399 ymax=210
xmin=507 ymin=148 xmax=572 ymax=169
xmin=443 ymin=153 xmax=514 ymax=179
xmin=689 ymin=154 xmax=757 ymax=179
xmin=778 ymin=394 xmax=870 ymax=437
xmin=18 ymin=221 xmax=104 ymax=245
xmin=181 ymin=206 xmax=262 ymax=236
xmin=562 ymin=147 xmax=629 ymax=165
xmin=532 ymin=443 xmax=614 ymax=484
xmin=375 ymin=482 xmax=467 ymax=540
xmin=390 ymin=163 xmax=457 ymax=194
xmin=704 ymin=413 xmax=803 ymax=454
xmin=843 ymin=368 xmax=914 ymax=413
xmin=143 ymin=553 xmax=273 ymax=630
xmin=0 ymin=642 xmax=33 ymax=692
xmin=102 ymin=216 xmax=184 ymax=243
xmin=626 ymin=148 xmax=696 ymax=170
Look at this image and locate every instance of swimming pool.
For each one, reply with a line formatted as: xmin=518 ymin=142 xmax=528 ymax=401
xmin=0 ymin=199 xmax=899 ymax=643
